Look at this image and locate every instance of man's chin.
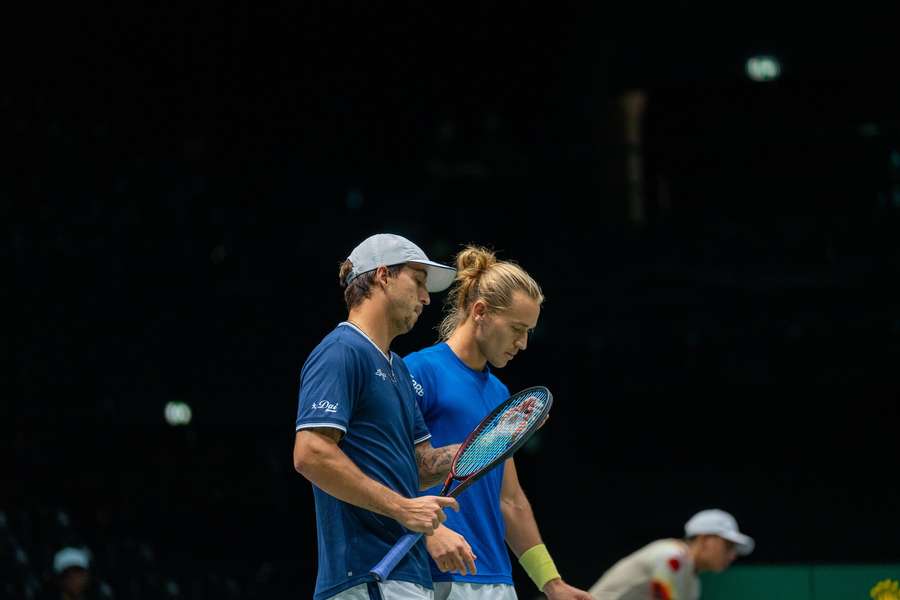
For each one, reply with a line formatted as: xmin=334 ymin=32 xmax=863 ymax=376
xmin=489 ymin=356 xmax=510 ymax=369
xmin=402 ymin=315 xmax=418 ymax=333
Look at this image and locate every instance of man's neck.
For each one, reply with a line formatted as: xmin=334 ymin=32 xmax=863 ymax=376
xmin=346 ymin=307 xmax=393 ymax=356
xmin=446 ymin=323 xmax=487 ymax=371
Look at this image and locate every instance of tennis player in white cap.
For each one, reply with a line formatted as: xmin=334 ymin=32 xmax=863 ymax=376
xmin=588 ymin=508 xmax=754 ymax=600
xmin=294 ymin=233 xmax=464 ymax=600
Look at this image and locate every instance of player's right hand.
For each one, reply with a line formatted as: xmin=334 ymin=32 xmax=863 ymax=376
xmin=425 ymin=525 xmax=477 ymax=575
xmin=399 ymin=496 xmax=459 ymax=535
xmin=498 ymin=397 xmax=539 ymax=437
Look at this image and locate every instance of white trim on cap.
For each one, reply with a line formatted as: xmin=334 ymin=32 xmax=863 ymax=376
xmin=410 ymin=260 xmax=456 ymax=293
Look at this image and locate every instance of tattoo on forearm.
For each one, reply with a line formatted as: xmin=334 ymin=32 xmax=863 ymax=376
xmin=417 ymin=445 xmax=456 ymax=486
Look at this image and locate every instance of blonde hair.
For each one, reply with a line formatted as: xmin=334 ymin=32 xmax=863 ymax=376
xmin=438 ymin=245 xmax=544 ymax=341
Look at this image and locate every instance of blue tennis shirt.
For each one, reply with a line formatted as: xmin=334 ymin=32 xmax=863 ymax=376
xmin=296 ymin=323 xmax=433 ymax=600
xmin=404 ymin=342 xmax=513 ymax=585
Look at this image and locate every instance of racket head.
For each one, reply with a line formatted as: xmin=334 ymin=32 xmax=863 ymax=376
xmin=442 ymin=385 xmax=552 ymax=497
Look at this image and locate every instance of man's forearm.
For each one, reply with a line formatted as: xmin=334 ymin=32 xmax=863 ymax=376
xmin=295 ymin=430 xmax=407 ymax=519
xmin=504 ymin=501 xmax=568 ymax=593
xmin=501 ymin=494 xmax=543 ymax=556
xmin=416 ymin=443 xmax=460 ymax=489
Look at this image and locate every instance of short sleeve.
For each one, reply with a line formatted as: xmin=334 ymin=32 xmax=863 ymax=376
xmin=403 ymin=352 xmax=436 ymax=420
xmin=296 ymin=341 xmax=360 ymax=433
xmin=411 ymin=399 xmax=431 ymax=445
xmin=400 ymin=353 xmax=432 ymax=444
xmin=649 ymin=547 xmax=692 ymax=600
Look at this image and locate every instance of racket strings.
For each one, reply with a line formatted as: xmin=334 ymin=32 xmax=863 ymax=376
xmin=454 ymin=391 xmax=549 ymax=477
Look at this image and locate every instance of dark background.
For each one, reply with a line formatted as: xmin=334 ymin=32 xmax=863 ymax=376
xmin=4 ymin=5 xmax=900 ymax=598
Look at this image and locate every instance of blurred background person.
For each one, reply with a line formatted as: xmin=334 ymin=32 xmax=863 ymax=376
xmin=588 ymin=509 xmax=754 ymax=600
xmin=38 ymin=547 xmax=95 ymax=600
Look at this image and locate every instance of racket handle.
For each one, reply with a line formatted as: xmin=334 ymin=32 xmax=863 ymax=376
xmin=370 ymin=532 xmax=424 ymax=581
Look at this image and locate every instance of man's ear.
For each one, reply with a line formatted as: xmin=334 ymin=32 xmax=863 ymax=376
xmin=472 ymin=299 xmax=487 ymax=322
xmin=374 ymin=265 xmax=391 ymax=289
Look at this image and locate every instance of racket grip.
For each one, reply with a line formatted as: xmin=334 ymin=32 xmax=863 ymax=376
xmin=370 ymin=532 xmax=424 ymax=581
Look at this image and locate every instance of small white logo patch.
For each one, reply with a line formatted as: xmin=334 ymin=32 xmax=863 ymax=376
xmin=312 ymin=400 xmax=338 ymax=413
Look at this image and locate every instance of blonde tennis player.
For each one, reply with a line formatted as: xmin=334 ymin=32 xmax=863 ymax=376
xmin=404 ymin=245 xmax=591 ymax=600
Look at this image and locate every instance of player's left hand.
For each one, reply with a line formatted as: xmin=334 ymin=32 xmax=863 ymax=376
xmin=499 ymin=397 xmax=541 ymax=437
xmin=542 ymin=578 xmax=593 ymax=600
xmin=425 ymin=525 xmax=477 ymax=576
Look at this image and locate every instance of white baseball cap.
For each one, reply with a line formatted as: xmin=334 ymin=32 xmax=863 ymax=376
xmin=345 ymin=234 xmax=456 ymax=293
xmin=684 ymin=509 xmax=755 ymax=556
xmin=53 ymin=546 xmax=91 ymax=573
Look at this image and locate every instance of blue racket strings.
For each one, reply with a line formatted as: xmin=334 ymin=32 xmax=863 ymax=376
xmin=454 ymin=390 xmax=549 ymax=477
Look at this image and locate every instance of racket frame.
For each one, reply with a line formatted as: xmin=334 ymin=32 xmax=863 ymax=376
xmin=439 ymin=385 xmax=553 ymax=498
xmin=370 ymin=386 xmax=553 ymax=581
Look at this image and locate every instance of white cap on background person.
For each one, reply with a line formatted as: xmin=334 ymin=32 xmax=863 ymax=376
xmin=53 ymin=547 xmax=91 ymax=573
xmin=684 ymin=509 xmax=755 ymax=555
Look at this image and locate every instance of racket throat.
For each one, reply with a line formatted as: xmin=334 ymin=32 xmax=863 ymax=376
xmin=438 ymin=473 xmax=455 ymax=496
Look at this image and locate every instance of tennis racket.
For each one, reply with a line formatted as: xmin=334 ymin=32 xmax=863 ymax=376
xmin=370 ymin=385 xmax=553 ymax=581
